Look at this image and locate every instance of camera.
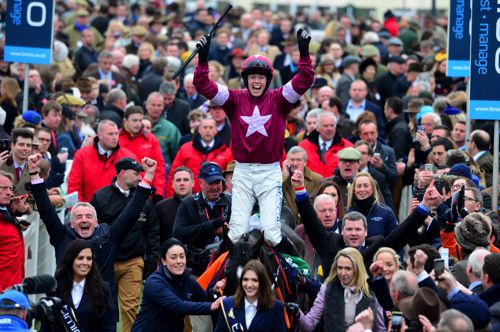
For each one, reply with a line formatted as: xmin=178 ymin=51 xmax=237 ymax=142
xmin=8 ymin=275 xmax=62 ymax=324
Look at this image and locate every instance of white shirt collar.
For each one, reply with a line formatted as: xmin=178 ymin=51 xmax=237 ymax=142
xmin=97 ymin=143 xmax=112 ymax=157
xmin=71 ymin=279 xmax=86 ymax=309
xmin=318 ymin=137 xmax=333 ymax=149
xmin=473 ymin=150 xmax=487 ymax=161
xmin=245 ymin=298 xmax=258 ymax=309
xmin=201 ymin=139 xmax=215 ymax=149
xmin=115 ymin=182 xmax=130 ymax=197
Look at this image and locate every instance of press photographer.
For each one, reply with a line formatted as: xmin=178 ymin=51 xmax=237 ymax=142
xmin=0 ymin=275 xmax=61 ymax=331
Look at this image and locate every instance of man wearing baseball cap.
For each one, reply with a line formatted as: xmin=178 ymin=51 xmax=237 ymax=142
xmin=0 ymin=290 xmax=30 ymax=331
xmin=90 ymin=157 xmax=160 ymax=332
xmin=173 ymin=162 xmax=231 ymax=276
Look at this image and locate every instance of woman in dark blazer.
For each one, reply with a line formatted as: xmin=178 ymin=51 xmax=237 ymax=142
xmin=214 ymin=260 xmax=286 ymax=332
xmin=42 ymin=239 xmax=115 ymax=332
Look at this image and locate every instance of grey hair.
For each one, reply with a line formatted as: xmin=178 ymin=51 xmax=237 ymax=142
xmin=391 ymin=270 xmax=418 ymax=298
xmin=122 ymin=54 xmax=140 ymax=69
xmin=342 ymin=211 xmax=367 ymax=231
xmin=423 ymin=112 xmax=442 ymax=126
xmin=437 ymin=309 xmax=474 ymax=332
xmin=433 ymin=97 xmax=451 ymax=114
xmin=287 ymin=146 xmax=307 ymax=162
xmin=306 ymin=108 xmax=322 ymax=121
xmin=467 ymin=248 xmax=490 ymax=278
xmin=317 ymin=111 xmax=337 ymax=127
xmin=70 ymin=202 xmax=98 ymax=222
xmin=465 ymin=186 xmax=483 ymax=207
xmin=313 ymin=194 xmax=336 ymax=211
xmin=105 ymin=88 xmax=127 ymax=105
xmin=183 ymin=73 xmax=194 ymax=85
xmin=98 ymin=50 xmax=114 ymax=62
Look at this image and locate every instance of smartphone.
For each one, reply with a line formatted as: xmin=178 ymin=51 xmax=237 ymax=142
xmin=434 ymin=178 xmax=447 ymax=194
xmin=0 ymin=139 xmax=10 ymax=153
xmin=61 ymin=147 xmax=68 ymax=154
xmin=440 ymin=248 xmax=449 ymax=269
xmin=424 ymin=163 xmax=434 ymax=172
xmin=373 ymin=152 xmax=381 ymax=158
xmin=287 ymin=164 xmax=292 ymax=175
xmin=434 ymin=258 xmax=445 ymax=278
xmin=417 ymin=125 xmax=425 ymax=132
xmin=391 ymin=311 xmax=403 ymax=332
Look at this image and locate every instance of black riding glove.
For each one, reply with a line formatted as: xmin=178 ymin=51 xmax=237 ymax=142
xmin=196 ymin=34 xmax=211 ymax=63
xmin=297 ymin=28 xmax=311 ymax=57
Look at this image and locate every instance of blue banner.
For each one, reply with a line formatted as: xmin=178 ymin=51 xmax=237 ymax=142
xmin=469 ymin=0 xmax=500 ymax=120
xmin=447 ymin=0 xmax=471 ymax=77
xmin=4 ymin=0 xmax=54 ymax=64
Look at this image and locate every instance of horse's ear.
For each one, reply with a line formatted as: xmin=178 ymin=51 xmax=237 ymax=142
xmin=223 ymin=228 xmax=235 ymax=251
xmin=253 ymin=230 xmax=265 ymax=252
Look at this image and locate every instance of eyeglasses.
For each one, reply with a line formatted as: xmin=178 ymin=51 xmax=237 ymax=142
xmin=464 ymin=196 xmax=477 ymax=202
xmin=452 ymin=184 xmax=464 ymax=190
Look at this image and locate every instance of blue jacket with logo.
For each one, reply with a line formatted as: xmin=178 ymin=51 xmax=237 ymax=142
xmin=0 ymin=315 xmax=30 ymax=331
xmin=132 ymin=265 xmax=214 ymax=332
xmin=348 ymin=202 xmax=398 ymax=238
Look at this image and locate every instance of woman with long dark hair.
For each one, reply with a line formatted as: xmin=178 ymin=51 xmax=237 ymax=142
xmin=214 ymin=260 xmax=286 ymax=332
xmin=42 ymin=239 xmax=115 ymax=332
xmin=0 ymin=77 xmax=21 ymax=134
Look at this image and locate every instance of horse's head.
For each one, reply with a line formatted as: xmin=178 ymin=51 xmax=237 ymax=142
xmin=223 ymin=230 xmax=265 ymax=293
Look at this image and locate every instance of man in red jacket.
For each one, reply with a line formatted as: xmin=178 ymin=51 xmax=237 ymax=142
xmin=166 ymin=117 xmax=233 ymax=197
xmin=299 ymin=112 xmax=353 ymax=178
xmin=119 ymin=106 xmax=166 ymax=199
xmin=68 ymin=119 xmax=136 ymax=202
xmin=0 ymin=171 xmax=25 ymax=291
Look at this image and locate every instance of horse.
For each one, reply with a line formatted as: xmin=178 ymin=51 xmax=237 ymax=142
xmin=221 ymin=229 xmax=301 ymax=331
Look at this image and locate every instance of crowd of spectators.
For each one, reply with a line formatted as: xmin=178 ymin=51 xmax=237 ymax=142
xmin=0 ymin=1 xmax=499 ymax=331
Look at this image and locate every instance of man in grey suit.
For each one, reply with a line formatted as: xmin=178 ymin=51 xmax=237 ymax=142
xmin=469 ymin=129 xmax=494 ymax=187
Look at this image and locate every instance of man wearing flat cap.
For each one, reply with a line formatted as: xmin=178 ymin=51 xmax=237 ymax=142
xmin=326 ymin=147 xmax=362 ymax=204
xmin=91 ymin=157 xmax=160 ymax=332
xmin=376 ymin=55 xmax=406 ymax=108
xmin=0 ymin=290 xmax=30 ymax=331
xmin=63 ymin=9 xmax=104 ymax=52
xmin=336 ymin=55 xmax=361 ymax=105
xmin=173 ymin=162 xmax=232 ymax=276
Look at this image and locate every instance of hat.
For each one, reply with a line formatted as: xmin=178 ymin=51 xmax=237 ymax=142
xmin=399 ymin=287 xmax=445 ymax=324
xmin=229 ymin=48 xmax=245 ymax=59
xmin=130 ymin=25 xmax=148 ymax=37
xmin=388 ymin=37 xmax=403 ymax=46
xmin=225 ymin=160 xmax=235 ymax=174
xmin=378 ymin=31 xmax=391 ymax=39
xmin=447 ymin=163 xmax=472 ymax=180
xmin=408 ymin=62 xmax=424 ymax=73
xmin=75 ymin=9 xmax=89 ymax=17
xmin=198 ymin=162 xmax=224 ymax=183
xmin=416 ymin=105 xmax=434 ymax=122
xmin=311 ymin=77 xmax=328 ymax=89
xmin=387 ymin=55 xmax=405 ymax=64
xmin=22 ymin=110 xmax=42 ymax=125
xmin=359 ymin=58 xmax=377 ymax=74
xmin=159 ymin=81 xmax=176 ymax=95
xmin=56 ymin=94 xmax=85 ymax=107
xmin=360 ymin=44 xmax=380 ymax=58
xmin=338 ymin=147 xmax=361 ymax=161
xmin=0 ymin=290 xmax=30 ymax=309
xmin=341 ymin=55 xmax=361 ymax=68
xmin=455 ymin=213 xmax=492 ymax=251
xmin=319 ymin=54 xmax=336 ymax=66
xmin=115 ymin=158 xmax=144 ymax=173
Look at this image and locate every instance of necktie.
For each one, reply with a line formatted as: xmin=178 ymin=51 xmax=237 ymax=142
xmin=320 ymin=143 xmax=327 ymax=162
xmin=15 ymin=167 xmax=22 ymax=181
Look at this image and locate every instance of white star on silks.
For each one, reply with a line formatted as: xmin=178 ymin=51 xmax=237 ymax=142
xmin=240 ymin=106 xmax=272 ymax=137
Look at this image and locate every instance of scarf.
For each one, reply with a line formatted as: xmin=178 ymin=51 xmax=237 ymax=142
xmin=352 ymin=196 xmax=375 ymax=216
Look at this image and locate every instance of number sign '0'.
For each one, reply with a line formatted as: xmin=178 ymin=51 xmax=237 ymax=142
xmin=4 ymin=0 xmax=54 ymax=64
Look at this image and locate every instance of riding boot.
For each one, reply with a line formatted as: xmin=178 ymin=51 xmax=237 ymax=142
xmin=274 ymin=235 xmax=300 ymax=257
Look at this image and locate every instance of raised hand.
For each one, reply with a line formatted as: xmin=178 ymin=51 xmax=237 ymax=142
xmin=196 ymin=34 xmax=211 ymax=63
xmin=296 ymin=28 xmax=311 ymax=57
xmin=27 ymin=153 xmax=42 ymax=173
xmin=141 ymin=157 xmax=157 ymax=182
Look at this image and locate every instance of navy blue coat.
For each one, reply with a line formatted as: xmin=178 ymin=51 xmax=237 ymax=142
xmin=41 ymin=282 xmax=115 ymax=332
xmin=132 ymin=265 xmax=213 ymax=332
xmin=348 ymin=202 xmax=398 ymax=238
xmin=30 ymin=181 xmax=151 ymax=302
xmin=214 ymin=297 xmax=286 ymax=332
